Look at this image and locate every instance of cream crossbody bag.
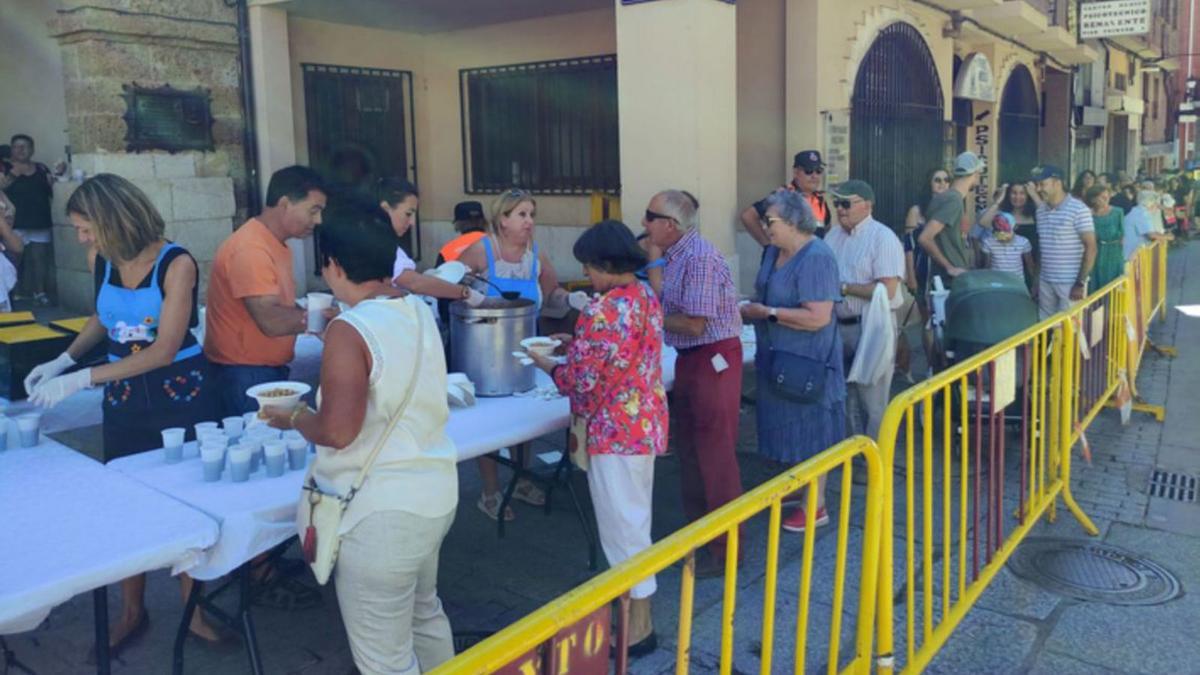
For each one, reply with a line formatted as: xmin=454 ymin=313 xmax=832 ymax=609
xmin=297 ymin=303 xmax=425 ymax=585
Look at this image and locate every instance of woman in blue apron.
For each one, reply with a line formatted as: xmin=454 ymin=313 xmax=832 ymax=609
xmin=457 ymin=188 xmax=575 ymax=520
xmin=25 ymin=174 xmax=227 ymax=656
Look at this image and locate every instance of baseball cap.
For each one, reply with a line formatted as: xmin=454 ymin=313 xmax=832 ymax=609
xmin=454 ymin=200 xmax=484 ymax=221
xmin=1030 ymin=165 xmax=1064 ymax=181
xmin=953 ymin=151 xmax=983 ymax=177
xmin=793 ymin=150 xmax=825 ymax=171
xmin=992 ymin=211 xmax=1015 ymax=233
xmin=831 ymin=179 xmax=875 ymax=202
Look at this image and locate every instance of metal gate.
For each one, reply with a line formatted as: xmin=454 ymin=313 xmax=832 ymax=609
xmin=851 ymin=22 xmax=944 ymax=233
xmin=302 ymin=63 xmax=419 ymax=259
xmin=998 ymin=65 xmax=1040 ymax=184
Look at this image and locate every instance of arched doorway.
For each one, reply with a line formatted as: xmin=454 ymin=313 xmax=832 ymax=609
xmin=851 ymin=22 xmax=944 ymax=232
xmin=998 ymin=65 xmax=1039 ymax=184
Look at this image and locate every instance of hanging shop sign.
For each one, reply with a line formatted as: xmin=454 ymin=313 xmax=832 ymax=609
xmin=953 ymin=54 xmax=996 ymax=103
xmin=1080 ymin=0 xmax=1151 ymax=39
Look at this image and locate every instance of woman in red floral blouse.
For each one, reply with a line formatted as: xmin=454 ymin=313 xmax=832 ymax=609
xmin=527 ymin=220 xmax=666 ymax=657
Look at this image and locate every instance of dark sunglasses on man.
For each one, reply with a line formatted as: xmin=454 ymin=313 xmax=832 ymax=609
xmin=833 ymin=198 xmax=860 ymax=210
xmin=644 ymin=209 xmax=675 ymax=223
xmin=801 ymin=167 xmax=824 ymax=176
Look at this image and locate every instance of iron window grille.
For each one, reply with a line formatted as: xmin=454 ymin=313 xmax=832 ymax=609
xmin=459 ymin=55 xmax=620 ymax=195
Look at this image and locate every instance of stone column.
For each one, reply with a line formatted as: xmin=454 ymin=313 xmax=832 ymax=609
xmin=248 ymin=4 xmax=309 ymax=293
xmin=615 ymin=0 xmax=739 ymax=278
xmin=47 ymin=0 xmax=244 ymax=311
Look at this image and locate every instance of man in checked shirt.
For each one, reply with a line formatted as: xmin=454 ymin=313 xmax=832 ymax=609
xmin=643 ymin=189 xmax=744 ymax=578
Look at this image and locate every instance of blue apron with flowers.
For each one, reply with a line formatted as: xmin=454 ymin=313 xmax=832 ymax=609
xmin=97 ymin=243 xmax=217 ymax=459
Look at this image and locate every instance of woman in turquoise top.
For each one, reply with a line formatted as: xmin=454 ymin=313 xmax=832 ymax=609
xmin=458 ymin=189 xmax=571 ymax=520
xmin=1084 ymin=185 xmax=1126 ymax=289
xmin=25 ymin=174 xmax=227 ymax=657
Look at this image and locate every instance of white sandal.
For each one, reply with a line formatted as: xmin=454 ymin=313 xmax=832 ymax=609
xmin=477 ymin=492 xmax=515 ymax=522
xmin=512 ymin=479 xmax=546 ymax=507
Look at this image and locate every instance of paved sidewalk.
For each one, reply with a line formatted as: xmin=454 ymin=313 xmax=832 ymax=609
xmin=925 ymin=241 xmax=1200 ymax=675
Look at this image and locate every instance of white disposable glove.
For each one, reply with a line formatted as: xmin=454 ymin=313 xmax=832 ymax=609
xmin=30 ymin=368 xmax=93 ymax=408
xmin=567 ymin=290 xmax=592 ymax=311
xmin=24 ymin=352 xmax=76 ymax=394
xmin=464 ymin=288 xmax=487 ymax=307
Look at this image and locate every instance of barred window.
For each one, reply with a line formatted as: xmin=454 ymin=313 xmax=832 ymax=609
xmin=460 ymin=55 xmax=619 ymax=194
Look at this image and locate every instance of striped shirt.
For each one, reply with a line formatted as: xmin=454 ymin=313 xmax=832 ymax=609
xmin=661 ymin=228 xmax=742 ymax=349
xmin=823 ymin=216 xmax=905 ymax=318
xmin=1036 ymin=196 xmax=1094 ymax=285
xmin=981 ymin=234 xmax=1031 ymax=277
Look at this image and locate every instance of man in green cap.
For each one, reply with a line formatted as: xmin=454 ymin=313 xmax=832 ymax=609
xmin=824 ymin=179 xmax=904 ymax=438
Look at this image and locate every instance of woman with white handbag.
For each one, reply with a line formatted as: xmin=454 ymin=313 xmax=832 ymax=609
xmin=263 ymin=201 xmax=458 ymax=675
xmin=525 ymin=220 xmax=668 ymax=658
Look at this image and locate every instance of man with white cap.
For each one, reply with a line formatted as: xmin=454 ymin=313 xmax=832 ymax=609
xmin=919 ymin=151 xmax=982 ymax=284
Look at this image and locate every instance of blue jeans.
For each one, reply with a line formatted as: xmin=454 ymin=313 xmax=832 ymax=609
xmin=214 ymin=364 xmax=290 ymax=417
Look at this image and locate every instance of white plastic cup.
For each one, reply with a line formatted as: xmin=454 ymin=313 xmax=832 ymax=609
xmin=161 ymin=427 xmax=186 ymax=463
xmin=222 ymin=416 xmax=244 ymax=441
xmin=16 ymin=413 xmax=41 ymax=448
xmin=228 ymin=447 xmax=251 ymax=482
xmin=285 ymin=438 xmax=307 ymax=471
xmin=200 ymin=447 xmax=224 ymax=482
xmin=242 ymin=411 xmax=258 ymax=427
xmin=198 ymin=431 xmax=228 ymax=447
xmin=306 ymin=292 xmax=334 ymax=332
xmin=194 ymin=421 xmax=219 ymax=439
xmin=263 ymin=440 xmax=286 ymax=477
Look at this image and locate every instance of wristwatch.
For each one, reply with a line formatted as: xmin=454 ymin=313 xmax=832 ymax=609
xmin=841 ymin=282 xmax=848 ymax=296
xmin=768 ymin=307 xmax=779 ymax=323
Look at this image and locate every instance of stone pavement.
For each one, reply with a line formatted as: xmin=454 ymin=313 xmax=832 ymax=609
xmin=5 ymin=245 xmax=1199 ymax=675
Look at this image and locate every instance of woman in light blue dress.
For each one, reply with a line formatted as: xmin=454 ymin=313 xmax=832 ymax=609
xmin=740 ymin=190 xmax=846 ymax=533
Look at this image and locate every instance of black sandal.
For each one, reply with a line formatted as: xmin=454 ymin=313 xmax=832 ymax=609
xmin=254 ymin=574 xmax=323 ymax=611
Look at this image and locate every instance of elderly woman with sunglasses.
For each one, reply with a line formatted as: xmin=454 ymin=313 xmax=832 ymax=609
xmin=740 ymin=190 xmax=846 ymax=532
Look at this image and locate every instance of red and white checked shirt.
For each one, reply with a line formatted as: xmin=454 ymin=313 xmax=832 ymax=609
xmin=660 ymin=228 xmax=742 ymax=349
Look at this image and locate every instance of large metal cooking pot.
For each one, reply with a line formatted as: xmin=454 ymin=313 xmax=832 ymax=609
xmin=449 ymin=297 xmax=538 ymax=396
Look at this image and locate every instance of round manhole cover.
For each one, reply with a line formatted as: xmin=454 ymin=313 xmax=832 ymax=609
xmin=1008 ymin=538 xmax=1182 ymax=605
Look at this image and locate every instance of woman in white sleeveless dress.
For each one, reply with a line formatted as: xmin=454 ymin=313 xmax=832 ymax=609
xmin=264 ymin=203 xmax=458 ymax=675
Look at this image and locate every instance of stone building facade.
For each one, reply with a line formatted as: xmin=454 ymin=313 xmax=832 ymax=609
xmin=44 ymin=0 xmax=247 ymax=311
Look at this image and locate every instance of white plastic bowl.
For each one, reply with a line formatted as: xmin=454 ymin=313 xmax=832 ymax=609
xmin=246 ymin=381 xmax=312 ymax=412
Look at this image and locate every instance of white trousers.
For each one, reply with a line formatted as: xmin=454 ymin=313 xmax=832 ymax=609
xmin=1038 ymin=277 xmax=1081 ymax=319
xmin=335 ymin=509 xmax=457 ymax=675
xmin=588 ymin=454 xmax=657 ymax=599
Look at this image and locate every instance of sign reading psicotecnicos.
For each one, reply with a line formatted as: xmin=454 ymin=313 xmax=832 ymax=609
xmin=1079 ymin=0 xmax=1151 ymax=39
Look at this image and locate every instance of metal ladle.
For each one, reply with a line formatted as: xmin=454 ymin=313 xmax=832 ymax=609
xmin=465 ymin=273 xmax=521 ymax=301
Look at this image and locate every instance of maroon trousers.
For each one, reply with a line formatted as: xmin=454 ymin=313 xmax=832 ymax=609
xmin=672 ymin=337 xmax=744 ymax=561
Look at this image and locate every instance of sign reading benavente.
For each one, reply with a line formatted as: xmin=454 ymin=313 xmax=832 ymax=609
xmin=1080 ymin=0 xmax=1151 ymax=39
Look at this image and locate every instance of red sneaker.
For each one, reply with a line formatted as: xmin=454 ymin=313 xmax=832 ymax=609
xmin=781 ymin=506 xmax=829 ymax=533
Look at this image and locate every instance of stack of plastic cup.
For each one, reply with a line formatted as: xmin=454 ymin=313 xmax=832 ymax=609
xmin=263 ymin=440 xmax=286 ymax=477
xmin=222 ymin=416 xmax=245 ymax=444
xmin=16 ymin=413 xmax=41 ymax=448
xmin=200 ymin=446 xmax=224 ymax=482
xmin=285 ymin=436 xmax=308 ymax=471
xmin=228 ymin=446 xmax=252 ymax=482
xmin=161 ymin=427 xmax=186 ymax=464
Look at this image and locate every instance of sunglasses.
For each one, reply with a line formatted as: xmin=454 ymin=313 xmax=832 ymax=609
xmin=800 ymin=167 xmax=824 ymax=176
xmin=833 ymin=198 xmax=861 ymax=210
xmin=932 ymin=176 xmax=949 ymax=184
xmin=645 ymin=209 xmax=675 ymax=223
xmin=763 ymin=216 xmax=786 ymax=227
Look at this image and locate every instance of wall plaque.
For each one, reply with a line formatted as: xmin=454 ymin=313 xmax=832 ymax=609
xmin=121 ymin=83 xmax=215 ymax=153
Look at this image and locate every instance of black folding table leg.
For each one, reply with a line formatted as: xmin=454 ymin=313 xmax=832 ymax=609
xmin=172 ymin=579 xmax=205 ymax=675
xmin=93 ymin=587 xmax=110 ymax=675
xmin=238 ymin=567 xmax=264 ymax=675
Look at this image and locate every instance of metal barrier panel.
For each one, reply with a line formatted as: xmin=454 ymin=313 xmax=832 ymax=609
xmin=434 ymin=437 xmax=885 ymax=675
xmin=874 ymin=313 xmax=1099 ymax=674
xmin=1066 ymin=278 xmax=1128 ymax=439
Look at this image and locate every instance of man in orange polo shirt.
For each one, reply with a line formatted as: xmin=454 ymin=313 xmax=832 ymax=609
xmin=740 ymin=150 xmax=832 ymax=245
xmin=205 ymin=165 xmax=327 ymax=416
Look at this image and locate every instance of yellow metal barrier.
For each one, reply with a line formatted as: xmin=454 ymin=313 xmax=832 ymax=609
xmin=434 ymin=437 xmax=885 ymax=675
xmin=874 ymin=310 xmax=1099 ymax=674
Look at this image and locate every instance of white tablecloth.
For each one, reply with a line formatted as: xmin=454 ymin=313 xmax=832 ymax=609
xmin=102 ymin=329 xmax=758 ymax=581
xmin=0 ymin=444 xmax=219 ymax=634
